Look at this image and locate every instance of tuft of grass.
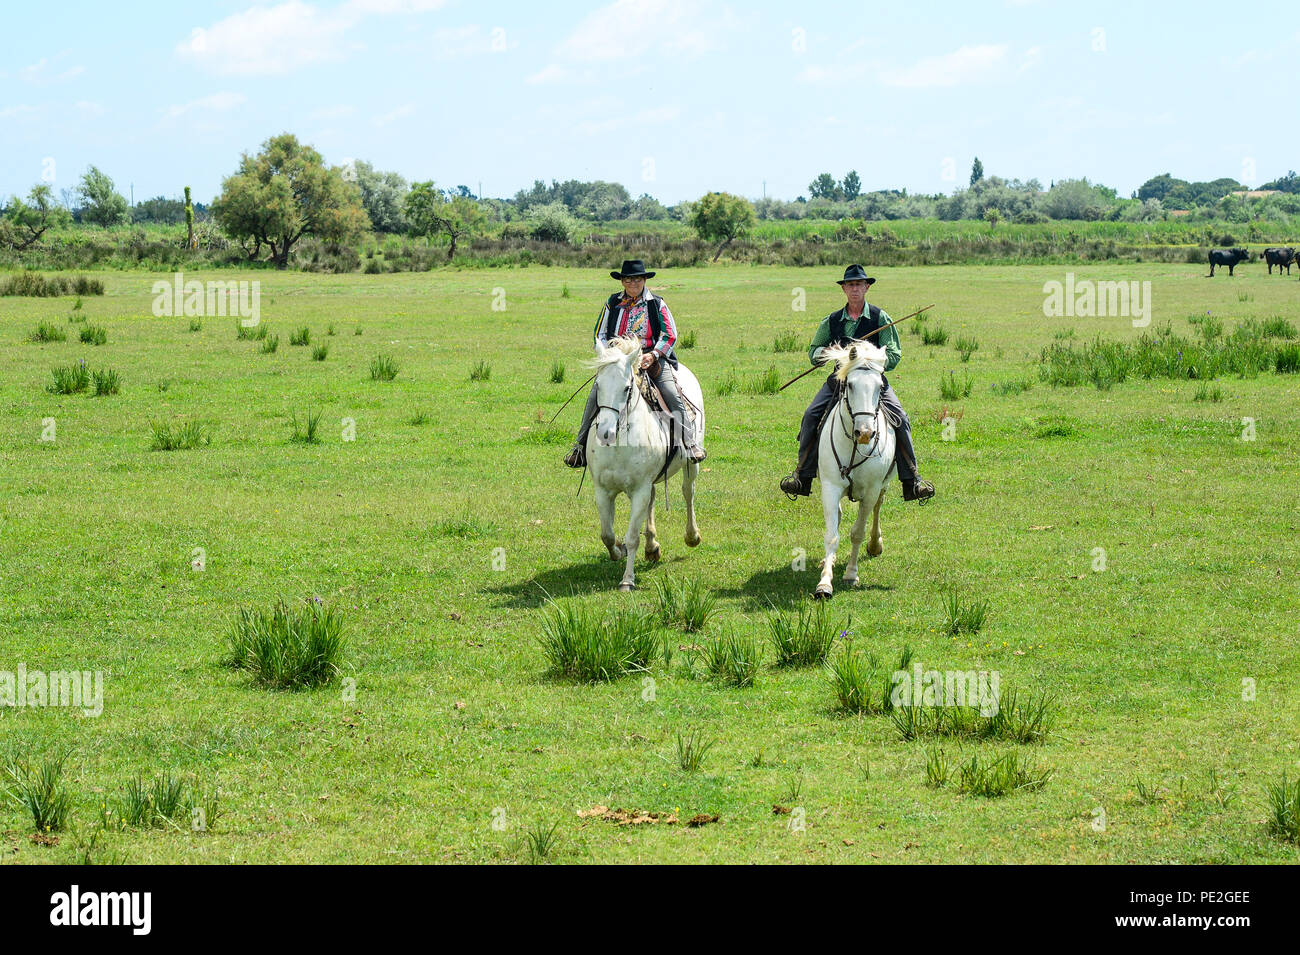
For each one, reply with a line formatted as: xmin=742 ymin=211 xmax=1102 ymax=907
xmin=236 ymin=322 xmax=269 ymax=341
xmin=150 ymin=420 xmax=209 ymax=451
xmin=261 ymin=334 xmax=280 ymax=353
xmin=29 ymin=322 xmax=67 ymax=343
xmin=942 ymin=586 xmax=990 ymax=635
xmin=370 ymin=354 xmax=399 ymax=381
xmin=769 ymin=600 xmax=839 ymax=668
xmin=408 ymin=411 xmax=429 ymax=426
xmin=679 ymin=329 xmax=697 ymax=349
xmin=744 ymin=364 xmax=781 ymax=395
xmin=227 ymin=598 xmax=346 ymax=689
xmin=560 ymin=283 xmax=571 ymax=298
xmin=715 ymin=369 xmax=739 ymax=396
xmin=188 ymin=319 xmax=202 ymax=332
xmin=538 ymin=602 xmax=661 ymax=683
xmin=955 ymin=335 xmax=979 ymax=362
xmin=48 ymin=362 xmax=90 ymax=394
xmin=922 ymin=323 xmax=950 ymax=346
xmin=3 ymin=754 xmax=73 ymax=832
xmin=79 ymin=325 xmax=107 ymax=345
xmin=289 ymin=327 xmax=311 ymax=346
xmin=991 ymin=378 xmax=1032 ymax=397
xmin=1264 ymin=773 xmax=1300 ymax=844
xmin=1276 ymin=343 xmax=1300 ymax=374
xmin=653 ymin=577 xmax=716 ymax=633
xmin=951 ymin=751 xmax=1053 ymax=798
xmin=826 ymin=646 xmax=886 ymax=714
xmin=549 ymin=359 xmax=566 ymax=383
xmin=92 ymin=367 xmax=120 ymax=396
xmin=525 ymin=819 xmax=561 ymax=864
xmin=674 ymin=729 xmax=715 ymax=773
xmin=939 ymin=370 xmax=973 ymax=400
xmin=891 ymin=688 xmax=1055 ymax=744
xmin=290 ymin=408 xmax=323 ymax=444
xmin=772 ymin=330 xmax=800 ymax=353
xmin=311 ymin=343 xmax=329 ymax=361
xmin=925 ymin=747 xmax=952 ymax=788
xmin=1193 ymin=381 xmax=1223 ymax=402
xmin=703 ymin=628 xmax=762 ymax=687
xmin=470 ymin=360 xmax=492 ymax=382
xmin=327 ymin=323 xmax=336 ymax=336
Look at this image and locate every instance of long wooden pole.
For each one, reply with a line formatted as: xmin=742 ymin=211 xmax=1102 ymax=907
xmin=777 ymin=304 xmax=936 ymax=392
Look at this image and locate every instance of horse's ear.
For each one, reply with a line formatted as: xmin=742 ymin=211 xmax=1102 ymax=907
xmin=849 ymin=346 xmax=857 ymax=361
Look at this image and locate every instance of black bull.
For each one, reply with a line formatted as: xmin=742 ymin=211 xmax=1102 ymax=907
xmin=1208 ymin=248 xmax=1251 ymax=277
xmin=1264 ymin=247 xmax=1296 ymax=275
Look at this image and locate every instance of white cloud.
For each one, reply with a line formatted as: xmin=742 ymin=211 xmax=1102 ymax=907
xmin=558 ymin=0 xmax=726 ymax=61
xmin=882 ymin=44 xmax=1010 ymax=89
xmin=178 ymin=0 xmax=448 ymax=75
xmin=373 ymin=103 xmax=415 ymax=126
xmin=0 ymin=104 xmax=40 ymax=119
xmin=797 ymin=63 xmax=868 ymax=84
xmin=163 ymin=92 xmax=248 ymax=119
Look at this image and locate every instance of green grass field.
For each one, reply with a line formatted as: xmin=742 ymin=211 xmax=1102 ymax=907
xmin=2 ymin=262 xmax=1298 ymax=863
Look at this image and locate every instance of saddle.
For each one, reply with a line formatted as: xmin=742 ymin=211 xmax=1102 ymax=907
xmin=639 ymin=361 xmax=701 ymax=458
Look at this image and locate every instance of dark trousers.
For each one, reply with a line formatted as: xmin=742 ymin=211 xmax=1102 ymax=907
xmin=795 ymin=374 xmax=918 ymax=484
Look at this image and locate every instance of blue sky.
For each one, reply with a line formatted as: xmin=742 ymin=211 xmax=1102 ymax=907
xmin=2 ymin=0 xmax=1297 ymax=205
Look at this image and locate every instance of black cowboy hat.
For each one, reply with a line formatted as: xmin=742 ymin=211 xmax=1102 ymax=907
xmin=611 ymin=259 xmax=656 ymax=280
xmin=836 ymin=264 xmax=876 ymax=285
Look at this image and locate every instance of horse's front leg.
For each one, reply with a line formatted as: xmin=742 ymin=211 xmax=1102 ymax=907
xmin=867 ymin=487 xmax=886 ymax=558
xmin=815 ymin=482 xmax=843 ymax=599
xmin=644 ymin=483 xmax=660 ymax=562
xmin=596 ymin=486 xmax=623 ymax=562
xmin=843 ymin=493 xmax=870 ymax=587
xmin=619 ymin=485 xmax=653 ymax=592
xmin=682 ymin=461 xmax=701 ymax=547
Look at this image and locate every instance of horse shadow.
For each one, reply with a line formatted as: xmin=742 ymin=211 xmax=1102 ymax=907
xmin=714 ymin=564 xmax=894 ymax=612
xmin=483 ymin=554 xmax=689 ymax=609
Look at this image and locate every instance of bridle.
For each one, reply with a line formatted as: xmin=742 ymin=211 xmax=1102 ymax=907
xmin=595 ymin=365 xmax=641 ymax=434
xmin=831 ymin=369 xmax=883 ymax=481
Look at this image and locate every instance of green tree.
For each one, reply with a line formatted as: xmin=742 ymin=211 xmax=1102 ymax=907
xmin=2 ymin=184 xmax=72 ymax=249
xmin=983 ymin=206 xmax=1001 ymax=229
xmin=211 ymin=133 xmax=369 ymax=268
xmin=523 ymin=201 xmax=580 ymax=243
xmin=352 ymin=161 xmax=410 ymax=233
xmin=842 ymin=170 xmax=861 ymax=201
xmin=77 ymin=166 xmax=129 ymax=227
xmin=688 ymin=191 xmax=756 ymax=262
xmin=809 ymin=173 xmax=839 ymax=200
xmin=405 ymin=182 xmax=485 ymax=260
xmin=969 ymin=157 xmax=985 ymax=187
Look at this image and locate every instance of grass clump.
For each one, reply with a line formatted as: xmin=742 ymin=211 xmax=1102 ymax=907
xmin=227 ymin=599 xmax=345 ymax=689
xmin=925 ymin=749 xmax=1053 ymax=797
xmin=743 ymin=365 xmax=781 ymax=395
xmin=470 ymin=360 xmax=492 ymax=382
xmin=289 ymin=327 xmax=311 ymax=346
xmin=3 ymin=754 xmax=73 ymax=832
xmin=150 ymin=420 xmax=209 ymax=451
xmin=29 ymin=321 xmax=67 ymax=342
xmin=921 ymin=323 xmax=950 ymax=346
xmin=48 ymin=362 xmax=90 ymax=394
xmin=236 ymin=322 xmax=269 ymax=341
xmin=92 ymin=367 xmax=120 ymax=396
xmin=702 ymin=628 xmax=762 ymax=687
xmin=1264 ymin=773 xmax=1300 ymax=844
xmin=261 ymin=334 xmax=280 ymax=353
xmin=549 ymin=359 xmax=566 ymax=383
xmin=674 ymin=729 xmax=715 ymax=773
xmin=79 ymin=325 xmax=107 ymax=345
xmin=538 ymin=602 xmax=662 ymax=682
xmin=939 ymin=370 xmax=973 ymax=400
xmin=769 ymin=600 xmax=839 ymax=668
xmin=311 ymin=343 xmax=329 ymax=361
xmin=942 ymin=586 xmax=990 ymax=635
xmin=114 ymin=774 xmax=221 ymax=831
xmin=290 ymin=408 xmax=323 ymax=444
xmin=370 ymin=354 xmax=399 ymax=381
xmin=772 ymin=330 xmax=801 ymax=353
xmin=653 ymin=577 xmax=716 ymax=632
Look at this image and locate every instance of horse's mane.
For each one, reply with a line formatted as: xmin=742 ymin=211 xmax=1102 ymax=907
xmin=823 ymin=342 xmax=887 ymax=382
xmin=589 ymin=336 xmax=642 ymax=370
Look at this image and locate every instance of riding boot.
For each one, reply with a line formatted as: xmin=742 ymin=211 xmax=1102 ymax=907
xmin=565 ymin=385 xmax=599 ymax=468
xmin=780 ymin=375 xmax=838 ymax=497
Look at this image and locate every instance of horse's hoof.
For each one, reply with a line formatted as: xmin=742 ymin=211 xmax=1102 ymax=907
xmin=618 ymin=582 xmax=636 ymax=593
xmin=645 ymin=547 xmax=661 ymax=562
xmin=812 ymin=588 xmax=832 ymax=601
xmin=842 ymin=576 xmax=858 ymax=588
xmin=685 ymin=532 xmax=701 ymax=547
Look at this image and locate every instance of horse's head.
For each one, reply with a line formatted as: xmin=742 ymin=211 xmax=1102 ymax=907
xmin=589 ymin=336 xmax=641 ymax=445
xmin=826 ymin=342 xmax=887 ymax=444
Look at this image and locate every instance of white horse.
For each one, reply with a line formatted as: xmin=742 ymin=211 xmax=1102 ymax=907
xmin=813 ymin=342 xmax=897 ymax=599
xmin=587 ymin=337 xmax=703 ymax=592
